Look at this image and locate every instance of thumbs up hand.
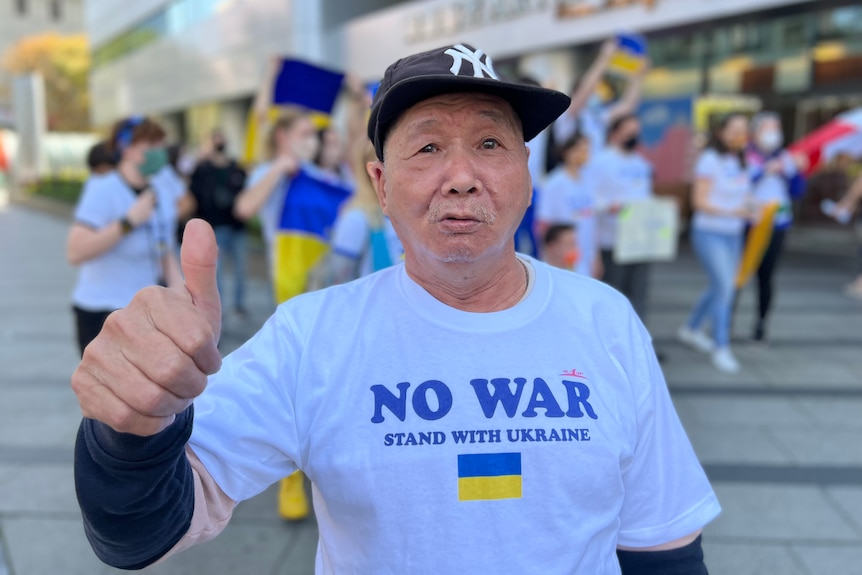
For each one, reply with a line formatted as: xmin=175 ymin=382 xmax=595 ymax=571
xmin=71 ymin=219 xmax=222 ymax=437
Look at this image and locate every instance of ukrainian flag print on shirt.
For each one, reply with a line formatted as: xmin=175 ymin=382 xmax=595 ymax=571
xmin=457 ymin=452 xmax=522 ymax=501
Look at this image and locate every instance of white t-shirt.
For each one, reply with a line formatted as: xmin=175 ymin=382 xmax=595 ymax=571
xmin=526 ymin=128 xmax=550 ymax=187
xmin=749 ymin=150 xmax=798 ymax=228
xmin=330 ymin=208 xmax=403 ymax=277
xmin=151 ymin=165 xmax=186 ymax=232
xmin=71 ymin=171 xmax=175 ymax=311
xmin=189 ymin=259 xmax=721 ymax=574
xmin=247 ymin=162 xmax=288 ymax=252
xmin=691 ymin=150 xmax=752 ymax=235
xmin=591 ymin=147 xmax=653 ymax=249
xmin=537 ymin=167 xmax=598 ymax=276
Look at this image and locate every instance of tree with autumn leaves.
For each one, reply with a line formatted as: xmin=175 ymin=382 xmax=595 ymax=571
xmin=2 ymin=33 xmax=91 ymax=132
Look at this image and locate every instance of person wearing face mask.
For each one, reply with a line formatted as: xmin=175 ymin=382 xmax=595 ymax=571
xmin=66 ymin=117 xmax=183 ymax=356
xmin=541 ymin=223 xmax=580 ymax=271
xmin=678 ymin=114 xmax=756 ymax=373
xmin=189 ymin=129 xmax=249 ymax=318
xmin=590 ymin=114 xmax=654 ymax=320
xmin=738 ymin=112 xmax=804 ymax=342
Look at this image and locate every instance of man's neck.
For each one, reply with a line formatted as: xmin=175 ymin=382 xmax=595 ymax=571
xmin=404 ymin=251 xmax=528 ymax=313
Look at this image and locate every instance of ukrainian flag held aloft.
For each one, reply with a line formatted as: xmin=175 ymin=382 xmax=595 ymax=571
xmin=457 ymin=452 xmax=522 ymax=501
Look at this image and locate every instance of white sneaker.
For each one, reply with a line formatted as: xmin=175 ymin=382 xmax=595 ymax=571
xmin=711 ymin=348 xmax=740 ymax=374
xmin=677 ymin=326 xmax=715 ymax=353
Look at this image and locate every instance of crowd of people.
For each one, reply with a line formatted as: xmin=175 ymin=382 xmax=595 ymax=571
xmin=64 ymin=37 xmax=861 ymax=565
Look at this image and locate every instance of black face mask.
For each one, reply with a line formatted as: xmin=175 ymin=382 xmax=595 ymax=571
xmin=621 ymin=135 xmax=640 ymax=151
xmin=214 ymin=142 xmax=226 ymax=153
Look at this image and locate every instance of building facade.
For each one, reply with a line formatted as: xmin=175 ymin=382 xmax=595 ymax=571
xmin=0 ymin=0 xmax=84 ymax=126
xmin=87 ymin=0 xmax=862 ymax=156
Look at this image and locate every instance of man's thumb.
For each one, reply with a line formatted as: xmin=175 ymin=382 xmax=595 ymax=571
xmin=180 ymin=219 xmax=221 ymax=338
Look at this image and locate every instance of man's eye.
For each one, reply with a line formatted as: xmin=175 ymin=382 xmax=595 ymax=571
xmin=482 ymin=139 xmax=500 ymax=149
xmin=419 ymin=144 xmax=437 ymax=153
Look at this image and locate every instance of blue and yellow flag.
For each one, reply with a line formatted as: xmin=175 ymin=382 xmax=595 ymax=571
xmin=272 ymin=166 xmax=352 ymax=303
xmin=243 ymin=59 xmax=346 ymax=164
xmin=458 ymin=452 xmax=522 ymax=501
xmin=609 ymin=32 xmax=648 ymax=76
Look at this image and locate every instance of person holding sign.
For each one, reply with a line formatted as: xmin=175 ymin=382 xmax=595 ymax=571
xmin=678 ymin=114 xmax=756 ymax=373
xmin=592 ymin=114 xmax=654 ymax=320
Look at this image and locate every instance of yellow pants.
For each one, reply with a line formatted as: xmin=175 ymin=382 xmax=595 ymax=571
xmin=278 ymin=471 xmax=309 ymax=520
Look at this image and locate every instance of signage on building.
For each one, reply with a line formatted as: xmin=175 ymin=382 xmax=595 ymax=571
xmin=557 ymin=0 xmax=657 ymax=19
xmin=404 ymin=0 xmax=552 ymax=45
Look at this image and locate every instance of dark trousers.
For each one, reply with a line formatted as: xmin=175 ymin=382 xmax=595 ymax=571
xmin=755 ymin=228 xmax=786 ymax=324
xmin=73 ymin=306 xmax=113 ymax=357
xmin=600 ymin=250 xmax=651 ymax=321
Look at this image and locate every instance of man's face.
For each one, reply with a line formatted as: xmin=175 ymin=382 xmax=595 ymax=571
xmin=367 ymin=93 xmax=531 ymax=265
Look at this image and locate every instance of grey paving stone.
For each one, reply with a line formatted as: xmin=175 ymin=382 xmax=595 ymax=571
xmin=707 ymin=484 xmax=861 ymax=541
xmin=791 ymin=544 xmax=862 ymax=575
xmin=672 ymin=396 xmax=814 ymax=427
xmin=825 ymin=487 xmax=862 ymax=535
xmin=769 ymin=429 xmax=862 ymax=466
xmin=0 ymin=464 xmax=80 ymax=514
xmin=791 ymin=398 xmax=862 ymax=430
xmin=684 ymin=425 xmax=792 ymax=465
xmin=701 ymin=540 xmax=806 ymax=575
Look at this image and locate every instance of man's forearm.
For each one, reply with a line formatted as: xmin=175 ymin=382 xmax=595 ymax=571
xmin=74 ymin=406 xmax=195 ymax=570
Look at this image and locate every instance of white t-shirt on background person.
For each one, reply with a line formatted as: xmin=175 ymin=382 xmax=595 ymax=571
xmin=590 ymin=147 xmax=653 ymax=249
xmin=189 ymin=258 xmax=721 ymax=574
xmin=71 ymin=171 xmax=175 ymax=311
xmin=691 ymin=149 xmax=753 ymax=235
xmin=330 ymin=209 xmax=403 ymax=277
xmin=537 ymin=168 xmax=597 ymax=276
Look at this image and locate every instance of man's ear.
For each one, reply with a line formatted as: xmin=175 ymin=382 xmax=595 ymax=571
xmin=367 ymin=160 xmax=389 ymax=215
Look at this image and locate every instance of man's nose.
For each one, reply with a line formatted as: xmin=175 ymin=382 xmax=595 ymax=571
xmin=442 ymin=149 xmax=480 ymax=195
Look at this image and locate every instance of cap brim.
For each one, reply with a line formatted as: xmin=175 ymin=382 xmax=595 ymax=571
xmin=370 ymin=75 xmax=571 ymax=160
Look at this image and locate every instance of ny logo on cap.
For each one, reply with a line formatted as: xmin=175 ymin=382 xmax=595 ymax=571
xmin=444 ymin=44 xmax=499 ymax=80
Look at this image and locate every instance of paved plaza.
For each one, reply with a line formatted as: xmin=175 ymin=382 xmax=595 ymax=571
xmin=0 ymin=197 xmax=860 ymax=575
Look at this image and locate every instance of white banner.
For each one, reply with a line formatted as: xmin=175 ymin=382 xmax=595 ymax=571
xmin=613 ymin=197 xmax=679 ymax=264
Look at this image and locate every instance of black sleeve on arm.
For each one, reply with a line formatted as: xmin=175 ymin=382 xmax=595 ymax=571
xmin=617 ymin=535 xmax=708 ymax=575
xmin=74 ymin=406 xmax=195 ymax=570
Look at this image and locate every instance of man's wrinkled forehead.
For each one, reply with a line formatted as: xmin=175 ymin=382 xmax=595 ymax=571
xmin=384 ymin=92 xmax=523 ymax=153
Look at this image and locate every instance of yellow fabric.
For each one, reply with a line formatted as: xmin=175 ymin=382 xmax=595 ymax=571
xmin=458 ymin=475 xmax=522 ymax=501
xmin=736 ymin=202 xmax=779 ymax=288
xmin=272 ymin=233 xmax=329 ymax=304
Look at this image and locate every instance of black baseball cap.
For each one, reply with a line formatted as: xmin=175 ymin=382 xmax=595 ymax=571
xmin=368 ymin=43 xmax=571 ymax=161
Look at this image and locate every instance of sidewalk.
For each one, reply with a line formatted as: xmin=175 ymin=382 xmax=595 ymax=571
xmin=0 ymin=200 xmax=860 ymax=575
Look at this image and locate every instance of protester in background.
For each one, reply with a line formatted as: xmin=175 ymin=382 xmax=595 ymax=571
xmin=189 ymin=129 xmax=249 ymax=318
xmin=86 ymin=141 xmax=115 ymax=175
xmin=66 ymin=117 xmax=182 ymax=356
xmin=152 ymin=139 xmax=195 ymax=238
xmin=592 ymin=114 xmax=654 ymax=319
xmin=740 ymin=112 xmax=804 ymax=342
xmin=678 ymin=114 xmax=755 ymax=373
xmin=536 ymin=131 xmax=600 ymax=277
xmin=541 ymin=223 xmax=579 ymax=271
xmin=550 ymin=37 xmax=649 ymax=171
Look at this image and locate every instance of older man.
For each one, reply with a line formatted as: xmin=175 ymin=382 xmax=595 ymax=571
xmin=73 ymin=44 xmax=720 ymax=574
